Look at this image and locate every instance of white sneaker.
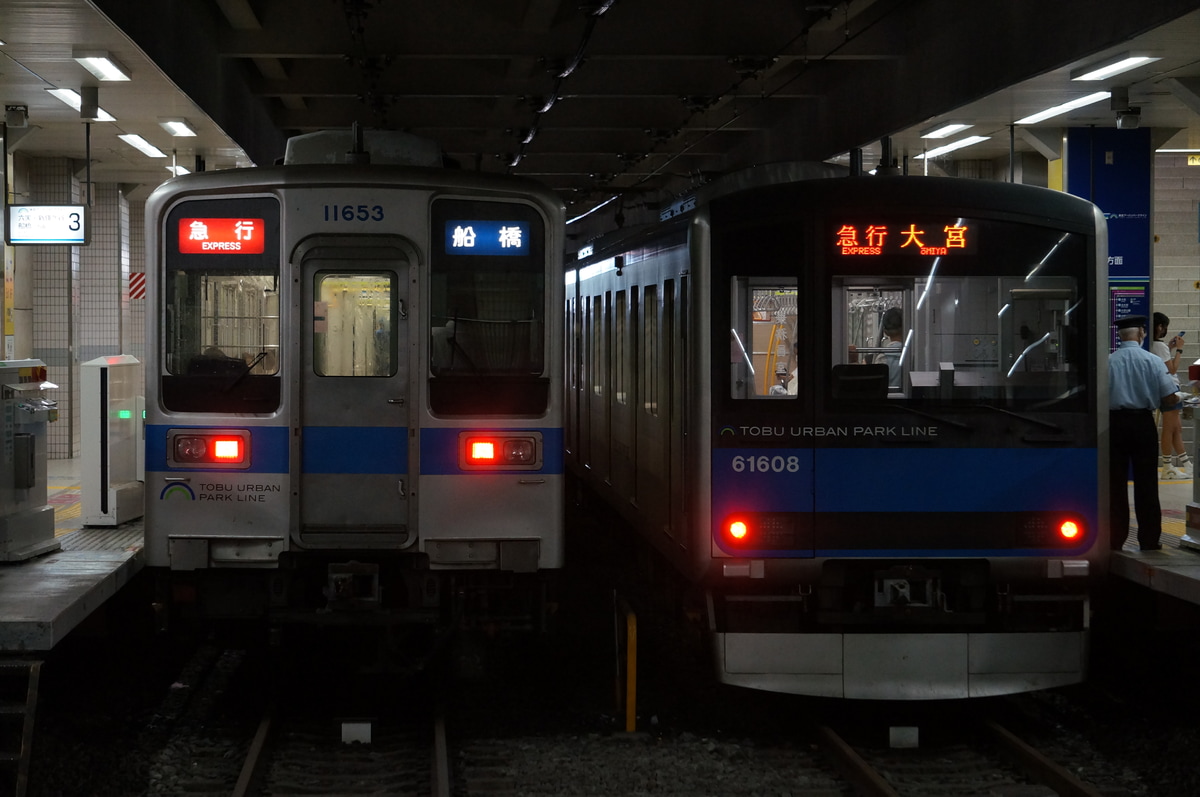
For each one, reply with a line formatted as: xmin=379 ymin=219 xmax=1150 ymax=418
xmin=1163 ymin=466 xmax=1189 ymax=480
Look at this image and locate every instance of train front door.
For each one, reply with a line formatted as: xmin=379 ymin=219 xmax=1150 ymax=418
xmin=298 ymin=237 xmax=414 ymax=545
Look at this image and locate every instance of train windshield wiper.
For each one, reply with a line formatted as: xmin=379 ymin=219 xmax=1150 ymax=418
xmin=892 ymin=404 xmax=970 ymax=430
xmin=224 ymin=351 xmax=268 ymax=393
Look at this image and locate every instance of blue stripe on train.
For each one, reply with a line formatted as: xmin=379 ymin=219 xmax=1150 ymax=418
xmin=146 ymin=424 xmax=564 ymax=475
xmin=711 ymin=447 xmax=1100 ymax=557
xmin=302 ymin=426 xmax=407 ymax=474
xmin=711 ymin=447 xmax=1098 ymax=515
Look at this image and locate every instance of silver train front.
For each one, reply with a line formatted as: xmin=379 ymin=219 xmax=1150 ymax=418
xmin=143 ymin=162 xmax=564 ymax=624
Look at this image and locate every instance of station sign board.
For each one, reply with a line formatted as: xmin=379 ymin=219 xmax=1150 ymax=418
xmin=6 ymin=204 xmax=89 ymax=245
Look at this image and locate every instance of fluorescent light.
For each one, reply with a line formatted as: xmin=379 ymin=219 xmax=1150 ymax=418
xmin=1071 ymin=53 xmax=1159 ymax=81
xmin=72 ymin=49 xmax=131 ymax=81
xmin=119 ymin=133 xmax=167 ymax=158
xmin=921 ymin=123 xmax=973 ymax=139
xmin=159 ymin=118 xmax=197 ymax=137
xmin=166 ymin=165 xmax=191 ymax=176
xmin=45 ymin=88 xmax=116 ymax=122
xmin=1015 ymin=91 xmax=1110 ymax=125
xmin=915 ymin=135 xmax=990 ymax=159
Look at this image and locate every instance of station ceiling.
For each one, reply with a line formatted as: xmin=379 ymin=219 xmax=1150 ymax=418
xmin=3 ymin=0 xmax=1200 ymax=240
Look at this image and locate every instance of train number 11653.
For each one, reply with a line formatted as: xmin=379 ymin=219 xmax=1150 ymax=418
xmin=323 ymin=204 xmax=385 ymax=222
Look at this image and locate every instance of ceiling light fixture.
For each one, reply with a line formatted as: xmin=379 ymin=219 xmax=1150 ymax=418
xmin=159 ymin=118 xmax=197 ymax=137
xmin=119 ymin=133 xmax=167 ymax=158
xmin=166 ymin=165 xmax=191 ymax=176
xmin=921 ymin=122 xmax=973 ymax=139
xmin=45 ymin=88 xmax=116 ymax=122
xmin=914 ymin=135 xmax=991 ymax=160
xmin=1071 ymin=53 xmax=1160 ymax=82
xmin=1015 ymin=91 xmax=1110 ymax=125
xmin=72 ymin=49 xmax=131 ymax=81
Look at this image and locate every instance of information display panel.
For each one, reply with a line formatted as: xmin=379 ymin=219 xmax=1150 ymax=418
xmin=6 ymin=204 xmax=89 ymax=245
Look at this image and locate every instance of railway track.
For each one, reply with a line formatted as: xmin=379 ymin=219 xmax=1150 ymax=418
xmin=144 ymin=639 xmax=452 ymax=797
xmin=231 ymin=699 xmax=448 ymax=796
xmin=818 ymin=716 xmax=1110 ymax=797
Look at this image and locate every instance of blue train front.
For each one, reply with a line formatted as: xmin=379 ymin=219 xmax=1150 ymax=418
xmin=567 ymin=170 xmax=1109 ymax=699
xmin=143 ymin=147 xmax=564 ymax=633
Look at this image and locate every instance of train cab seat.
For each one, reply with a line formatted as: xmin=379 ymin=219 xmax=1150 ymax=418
xmin=831 ymin=363 xmax=889 ymax=402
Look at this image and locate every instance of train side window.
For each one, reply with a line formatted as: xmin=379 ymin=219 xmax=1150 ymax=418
xmin=643 ymin=284 xmax=658 ymax=415
xmin=615 ymin=290 xmax=628 ymax=405
xmin=313 ymin=272 xmax=396 ymax=377
xmin=729 ymin=277 xmax=798 ymax=399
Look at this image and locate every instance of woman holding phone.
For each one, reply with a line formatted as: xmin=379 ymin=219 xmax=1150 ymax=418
xmin=1151 ymin=312 xmax=1189 ymax=478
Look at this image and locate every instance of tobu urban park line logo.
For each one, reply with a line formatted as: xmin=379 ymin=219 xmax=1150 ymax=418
xmin=159 ymin=483 xmax=196 ymax=500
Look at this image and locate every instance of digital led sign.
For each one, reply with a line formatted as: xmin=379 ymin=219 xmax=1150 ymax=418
xmin=6 ymin=204 xmax=89 ymax=245
xmin=835 ymin=220 xmax=975 ymax=256
xmin=178 ymin=218 xmax=265 ymax=254
xmin=444 ymin=220 xmax=530 ymax=256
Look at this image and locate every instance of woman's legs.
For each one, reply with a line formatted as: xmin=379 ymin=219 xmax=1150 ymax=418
xmin=1162 ymin=408 xmax=1189 ymax=477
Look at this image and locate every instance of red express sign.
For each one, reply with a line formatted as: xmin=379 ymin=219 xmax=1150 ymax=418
xmin=178 ymin=218 xmax=265 ymax=254
xmin=835 ymin=221 xmax=973 ymax=256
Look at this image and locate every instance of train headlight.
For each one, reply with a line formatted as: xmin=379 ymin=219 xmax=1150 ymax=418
xmin=167 ymin=429 xmax=251 ymax=469
xmin=174 ymin=436 xmax=208 ymax=461
xmin=459 ymin=431 xmax=543 ymax=471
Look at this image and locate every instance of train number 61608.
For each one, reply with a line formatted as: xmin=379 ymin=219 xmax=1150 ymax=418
xmin=731 ymin=455 xmax=801 ymax=473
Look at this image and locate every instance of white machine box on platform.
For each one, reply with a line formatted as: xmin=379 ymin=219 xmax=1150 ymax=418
xmin=82 ymin=355 xmax=145 ymax=526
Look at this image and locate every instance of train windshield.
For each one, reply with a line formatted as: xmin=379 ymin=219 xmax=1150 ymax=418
xmin=160 ymin=196 xmax=281 ymax=413
xmin=427 ymin=197 xmax=550 ymax=415
xmin=828 ymin=218 xmax=1090 ymax=409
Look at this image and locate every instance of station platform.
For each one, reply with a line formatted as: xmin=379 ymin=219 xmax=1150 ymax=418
xmin=1109 ymin=472 xmax=1200 ymax=605
xmin=0 ymin=458 xmax=144 ymax=652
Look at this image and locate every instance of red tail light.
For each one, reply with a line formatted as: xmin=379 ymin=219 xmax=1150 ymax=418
xmin=468 ymin=439 xmax=497 ymax=463
xmin=1059 ymin=519 xmax=1081 ymax=540
xmin=459 ymin=432 xmax=542 ymax=470
xmin=724 ymin=517 xmax=752 ymax=546
xmin=169 ymin=430 xmax=250 ymax=469
xmin=212 ymin=438 xmax=244 ymax=462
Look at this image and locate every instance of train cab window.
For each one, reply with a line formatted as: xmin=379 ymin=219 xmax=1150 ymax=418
xmin=829 ymin=219 xmax=1090 ymax=410
xmin=313 ymin=273 xmax=396 ymax=377
xmin=427 ymin=197 xmax=549 ymax=415
xmin=729 ymin=278 xmax=798 ymax=399
xmin=161 ymin=195 xmax=281 ymax=413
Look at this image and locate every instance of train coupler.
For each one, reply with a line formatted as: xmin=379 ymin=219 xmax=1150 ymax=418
xmin=323 ymin=561 xmax=381 ymax=611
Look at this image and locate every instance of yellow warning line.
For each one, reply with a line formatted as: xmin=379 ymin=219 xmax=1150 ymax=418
xmin=54 ymin=503 xmax=81 ymax=521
